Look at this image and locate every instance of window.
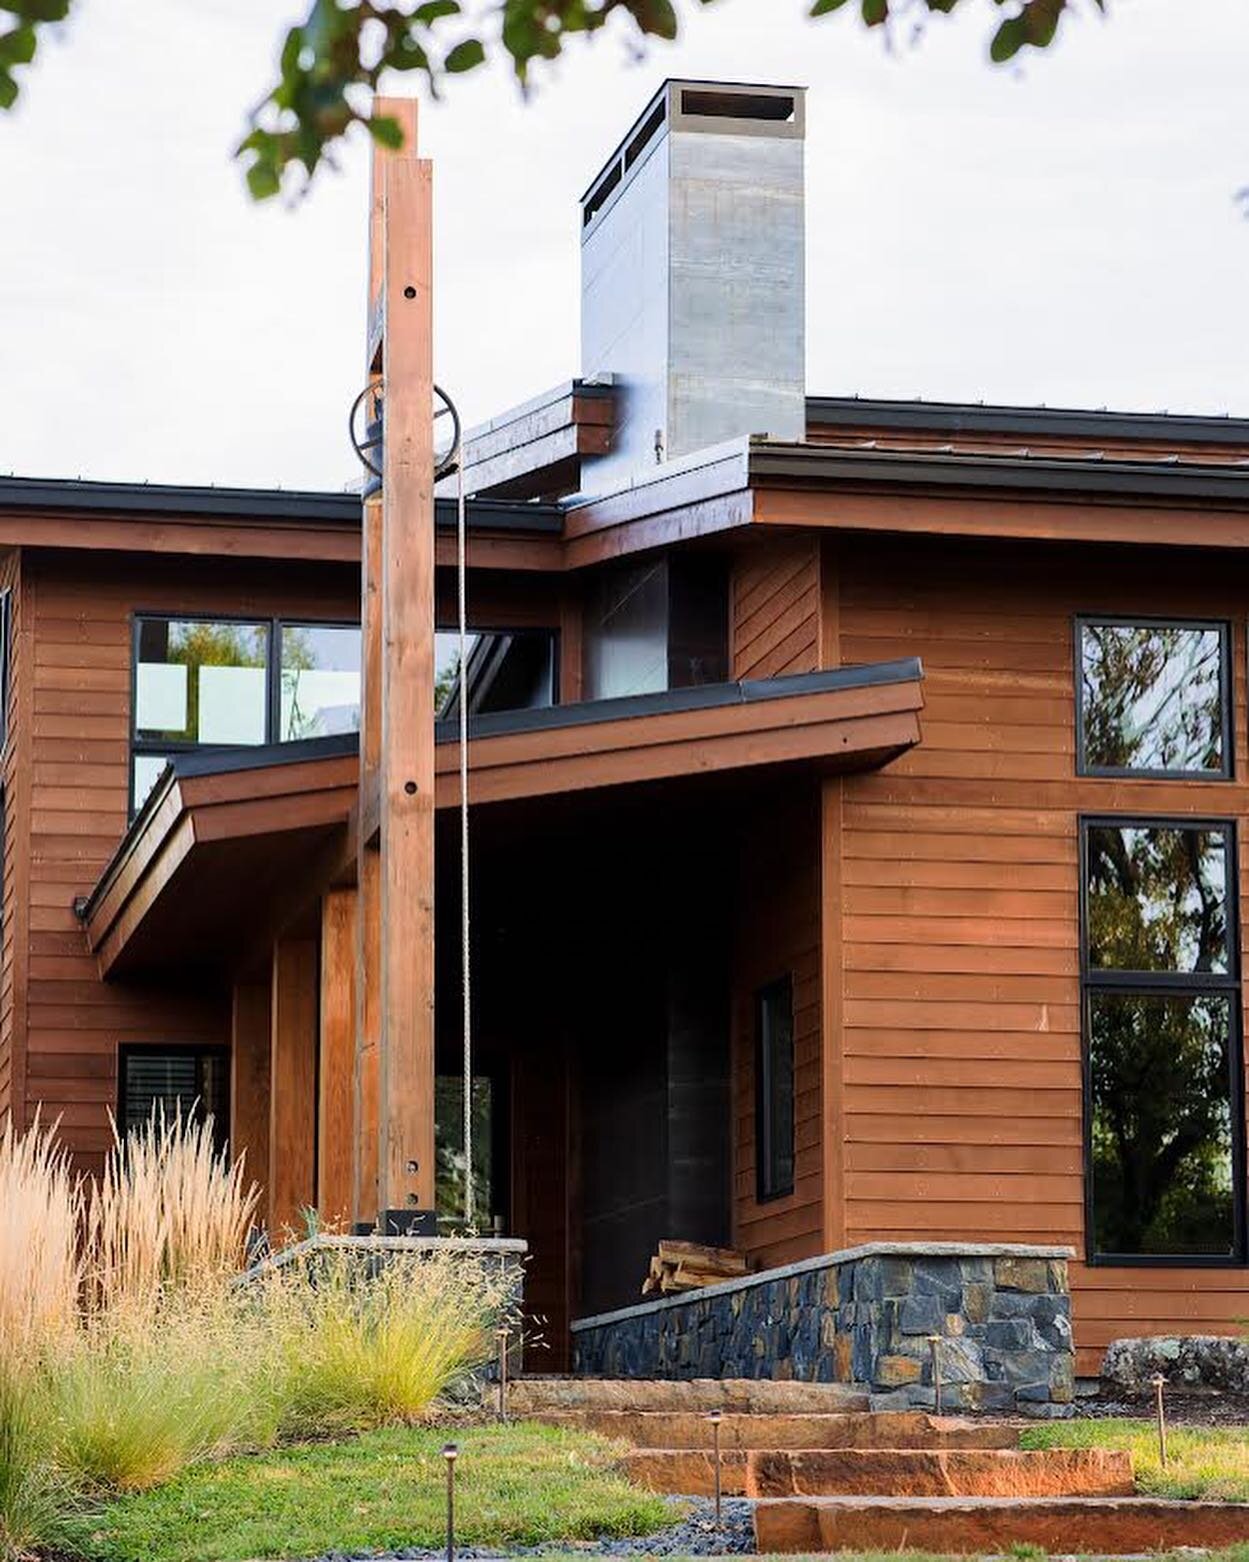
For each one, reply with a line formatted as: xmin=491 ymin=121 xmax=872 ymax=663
xmin=280 ymin=624 xmax=362 ymax=740
xmin=434 ymin=629 xmax=556 ymax=719
xmin=1077 ymin=618 xmax=1230 ymax=777
xmin=131 ymin=616 xmax=362 ymax=813
xmin=1082 ymin=819 xmax=1243 ymax=1262
xmin=755 ymin=976 xmax=795 ymax=1202
xmin=119 ymin=1045 xmax=229 ymax=1154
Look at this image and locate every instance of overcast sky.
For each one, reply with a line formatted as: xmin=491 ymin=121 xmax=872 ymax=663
xmin=0 ymin=0 xmax=1245 ymax=490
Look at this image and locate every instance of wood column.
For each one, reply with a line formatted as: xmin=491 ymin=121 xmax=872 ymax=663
xmin=270 ymin=938 xmax=318 ymax=1236
xmin=319 ymin=889 xmax=357 ymax=1226
xmin=376 ymin=129 xmax=437 ymax=1226
xmin=231 ymin=979 xmax=271 ymax=1222
xmin=818 ymin=535 xmax=846 ymax=1250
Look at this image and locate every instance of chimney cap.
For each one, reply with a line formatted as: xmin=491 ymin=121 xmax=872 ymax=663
xmin=579 ymin=77 xmax=806 ymax=220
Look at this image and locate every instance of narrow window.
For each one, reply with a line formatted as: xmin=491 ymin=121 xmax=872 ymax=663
xmin=1082 ymin=819 xmax=1243 ymax=1261
xmin=279 ymin=623 xmax=362 ymax=741
xmin=118 ymin=1045 xmax=229 ymax=1155
xmin=755 ymin=976 xmax=795 ymax=1202
xmin=1077 ymin=618 xmax=1230 ymax=777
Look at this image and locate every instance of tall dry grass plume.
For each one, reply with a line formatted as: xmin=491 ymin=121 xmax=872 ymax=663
xmin=85 ymin=1106 xmax=259 ymax=1315
xmin=0 ymin=1112 xmax=82 ymax=1362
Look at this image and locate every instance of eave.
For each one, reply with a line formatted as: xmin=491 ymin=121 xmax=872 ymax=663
xmin=84 ymin=660 xmax=923 ymax=978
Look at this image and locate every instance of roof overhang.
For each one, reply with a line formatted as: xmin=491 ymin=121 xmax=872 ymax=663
xmin=83 ymin=660 xmax=923 ymax=978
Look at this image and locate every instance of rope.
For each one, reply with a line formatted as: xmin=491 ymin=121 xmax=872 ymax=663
xmin=456 ymin=455 xmax=473 ymax=1229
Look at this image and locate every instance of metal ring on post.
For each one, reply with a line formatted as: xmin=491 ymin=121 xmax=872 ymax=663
xmin=349 ymin=379 xmax=462 ymax=493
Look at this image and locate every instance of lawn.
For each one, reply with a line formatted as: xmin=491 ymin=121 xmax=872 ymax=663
xmin=61 ymin=1422 xmax=672 ymax=1562
xmin=1021 ymin=1417 xmax=1249 ymax=1502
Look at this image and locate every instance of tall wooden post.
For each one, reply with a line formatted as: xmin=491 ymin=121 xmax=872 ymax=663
xmin=356 ymin=98 xmax=438 ymax=1231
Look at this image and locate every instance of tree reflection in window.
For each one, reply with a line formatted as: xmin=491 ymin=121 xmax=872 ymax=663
xmin=1090 ymin=993 xmax=1234 ymax=1257
xmin=1083 ymin=819 xmax=1241 ymax=1260
xmin=1086 ymin=824 xmax=1227 ymax=975
xmin=1080 ymin=622 xmax=1226 ymax=775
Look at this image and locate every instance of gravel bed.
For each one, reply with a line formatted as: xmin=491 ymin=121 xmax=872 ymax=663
xmin=311 ymin=1497 xmax=756 ymax=1561
xmin=1073 ymin=1390 xmax=1249 ymax=1426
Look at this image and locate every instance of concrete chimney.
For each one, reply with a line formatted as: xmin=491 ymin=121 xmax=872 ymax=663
xmin=580 ymin=79 xmax=806 ymax=491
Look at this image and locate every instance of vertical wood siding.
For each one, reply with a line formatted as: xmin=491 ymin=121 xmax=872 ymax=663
xmin=833 ymin=534 xmax=1249 ymax=1374
xmin=0 ymin=550 xmax=24 ymax=1121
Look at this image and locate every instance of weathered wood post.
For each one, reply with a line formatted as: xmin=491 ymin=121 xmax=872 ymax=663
xmin=354 ymin=98 xmax=438 ymax=1233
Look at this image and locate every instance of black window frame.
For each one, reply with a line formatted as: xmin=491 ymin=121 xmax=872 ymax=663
xmin=117 ymin=1042 xmax=231 ymax=1155
xmin=1074 ymin=614 xmax=1233 ymax=781
xmin=1079 ymin=813 xmax=1246 ymax=1268
xmin=129 ymin=612 xmax=361 ymax=815
xmin=754 ymin=974 xmax=795 ymax=1204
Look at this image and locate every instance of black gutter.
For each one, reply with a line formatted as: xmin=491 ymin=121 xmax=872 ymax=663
xmin=751 ymin=442 xmax=1249 ymax=505
xmin=434 ymin=657 xmax=922 ymax=741
xmin=806 ymin=396 xmax=1249 ymax=448
xmin=0 ymin=476 xmax=564 ymax=534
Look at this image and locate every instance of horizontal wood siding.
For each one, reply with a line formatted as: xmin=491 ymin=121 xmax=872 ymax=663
xmin=0 ymin=550 xmax=23 ymax=1121
xmin=732 ymin=780 xmax=823 ymax=1269
xmin=20 ymin=551 xmax=358 ymax=1172
xmin=835 ymin=535 xmax=1249 ymax=1374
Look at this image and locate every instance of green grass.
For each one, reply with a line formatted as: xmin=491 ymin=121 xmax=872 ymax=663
xmin=1021 ymin=1416 xmax=1249 ymax=1502
xmin=61 ymin=1422 xmax=671 ymax=1562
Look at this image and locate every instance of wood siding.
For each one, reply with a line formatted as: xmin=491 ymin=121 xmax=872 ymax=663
xmin=0 ymin=550 xmax=24 ymax=1122
xmin=830 ymin=534 xmax=1249 ymax=1374
xmin=15 ymin=550 xmax=358 ymax=1173
xmin=731 ymin=536 xmax=820 ymax=681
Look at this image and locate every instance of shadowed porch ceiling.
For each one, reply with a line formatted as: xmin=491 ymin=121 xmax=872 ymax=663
xmin=81 ymin=658 xmax=924 ymax=980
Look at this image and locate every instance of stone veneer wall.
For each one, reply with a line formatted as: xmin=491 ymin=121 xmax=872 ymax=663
xmin=571 ymin=1242 xmax=1074 ymax=1416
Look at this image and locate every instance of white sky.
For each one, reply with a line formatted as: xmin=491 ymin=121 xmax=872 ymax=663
xmin=0 ymin=0 xmax=1246 ymax=490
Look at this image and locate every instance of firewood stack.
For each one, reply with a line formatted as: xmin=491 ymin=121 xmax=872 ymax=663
xmin=641 ymin=1239 xmax=753 ymax=1296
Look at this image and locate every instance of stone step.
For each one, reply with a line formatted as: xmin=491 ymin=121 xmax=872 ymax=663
xmin=754 ymin=1494 xmax=1249 ymax=1554
xmin=621 ymin=1446 xmax=1132 ymax=1499
xmin=508 ymin=1375 xmax=868 ymax=1414
xmin=531 ymin=1408 xmax=1020 ymax=1451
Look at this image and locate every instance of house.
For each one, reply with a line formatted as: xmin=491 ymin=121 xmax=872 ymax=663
xmin=2 ymin=78 xmax=1249 ymax=1382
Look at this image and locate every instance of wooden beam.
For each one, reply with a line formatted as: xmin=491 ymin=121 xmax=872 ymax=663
xmin=819 ymin=780 xmax=846 ymax=1252
xmin=354 ymin=496 xmax=383 ymax=1227
xmin=269 ymin=938 xmax=318 ymax=1237
xmin=377 ymin=133 xmax=436 ymax=1226
xmin=318 ymin=889 xmax=357 ymax=1226
xmin=231 ymin=980 xmax=271 ymax=1224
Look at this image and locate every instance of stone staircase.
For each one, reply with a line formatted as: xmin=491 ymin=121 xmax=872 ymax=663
xmin=511 ymin=1377 xmax=1249 ymax=1552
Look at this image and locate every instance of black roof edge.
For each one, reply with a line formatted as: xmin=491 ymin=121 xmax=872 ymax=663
xmin=169 ymin=732 xmax=360 ymax=779
xmin=806 ymin=396 xmax=1249 ymax=447
xmin=751 ymin=442 xmax=1249 ymax=503
xmin=434 ymin=657 xmax=923 ymax=742
xmin=0 ymin=476 xmax=564 ymax=534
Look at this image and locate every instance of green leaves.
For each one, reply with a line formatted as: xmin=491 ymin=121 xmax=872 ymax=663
xmin=0 ymin=0 xmax=66 ymax=111
xmin=444 ymin=37 xmax=484 ymax=72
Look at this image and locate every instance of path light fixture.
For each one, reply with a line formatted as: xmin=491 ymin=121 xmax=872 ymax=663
xmin=441 ymin=1442 xmax=459 ymax=1562
xmin=1152 ymin=1374 xmax=1169 ymax=1469
xmin=706 ymin=1409 xmax=724 ymax=1529
xmin=928 ymin=1334 xmax=943 ymax=1415
xmin=496 ymin=1324 xmax=510 ymax=1423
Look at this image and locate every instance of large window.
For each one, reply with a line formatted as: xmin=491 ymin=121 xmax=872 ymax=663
xmin=755 ymin=976 xmax=795 ymax=1202
xmin=1082 ymin=819 xmax=1243 ymax=1262
xmin=119 ymin=1045 xmax=229 ymax=1154
xmin=131 ymin=616 xmax=361 ymax=813
xmin=1077 ymin=618 xmax=1230 ymax=778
